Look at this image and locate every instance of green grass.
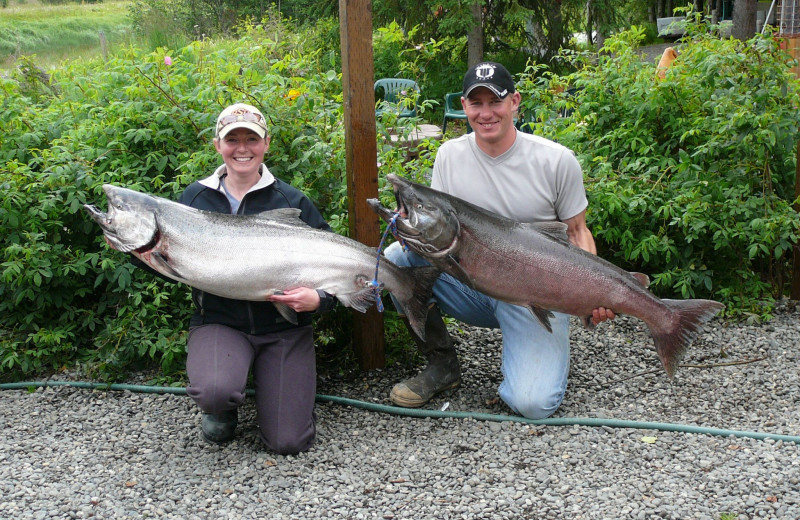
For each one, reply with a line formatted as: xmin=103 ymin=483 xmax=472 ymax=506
xmin=0 ymin=0 xmax=135 ymax=69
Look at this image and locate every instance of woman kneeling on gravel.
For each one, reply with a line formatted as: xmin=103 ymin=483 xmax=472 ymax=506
xmin=137 ymin=103 xmax=335 ymax=453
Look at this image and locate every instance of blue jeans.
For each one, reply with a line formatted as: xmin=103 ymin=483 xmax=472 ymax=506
xmin=384 ymin=241 xmax=570 ymax=419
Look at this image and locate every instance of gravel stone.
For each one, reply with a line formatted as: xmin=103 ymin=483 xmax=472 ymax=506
xmin=1 ymin=299 xmax=799 ymax=518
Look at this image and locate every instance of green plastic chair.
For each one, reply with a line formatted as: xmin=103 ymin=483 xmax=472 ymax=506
xmin=374 ymin=78 xmax=420 ymax=118
xmin=442 ymin=92 xmax=471 ymax=133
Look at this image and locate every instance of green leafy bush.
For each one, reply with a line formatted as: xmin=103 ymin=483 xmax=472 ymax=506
xmin=5 ymin=15 xmax=799 ymax=382
xmin=0 ymin=17 xmax=442 ymax=381
xmin=518 ymin=24 xmax=800 ymax=318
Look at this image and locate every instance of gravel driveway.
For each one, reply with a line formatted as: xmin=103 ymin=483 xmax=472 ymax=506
xmin=2 ymin=299 xmax=799 ymax=519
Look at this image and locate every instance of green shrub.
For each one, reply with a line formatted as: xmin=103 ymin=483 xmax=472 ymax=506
xmin=517 ymin=24 xmax=800 ymax=318
xmin=5 ymin=15 xmax=799 ymax=382
xmin=0 ymin=18 xmax=441 ymax=381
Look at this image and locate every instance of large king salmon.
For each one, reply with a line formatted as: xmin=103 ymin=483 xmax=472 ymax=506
xmin=85 ymin=184 xmax=439 ymax=340
xmin=367 ymin=174 xmax=724 ymax=376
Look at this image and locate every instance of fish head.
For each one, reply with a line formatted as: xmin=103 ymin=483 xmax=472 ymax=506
xmin=372 ymin=174 xmax=460 ymax=256
xmin=83 ymin=184 xmax=159 ymax=253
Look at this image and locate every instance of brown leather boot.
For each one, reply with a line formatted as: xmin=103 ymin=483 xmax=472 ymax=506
xmin=390 ymin=305 xmax=461 ymax=407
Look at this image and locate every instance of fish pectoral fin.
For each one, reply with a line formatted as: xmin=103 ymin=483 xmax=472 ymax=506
xmin=150 ymin=252 xmax=182 ymax=280
xmin=527 ymin=305 xmax=555 ymax=333
xmin=630 ymin=272 xmax=650 ymax=288
xmin=337 ymin=285 xmax=381 ymax=313
xmin=581 ymin=315 xmax=596 ymax=330
xmin=254 ymin=208 xmax=308 ymax=226
xmin=272 ymin=302 xmax=299 ymax=325
xmin=445 ymin=255 xmax=476 ymax=289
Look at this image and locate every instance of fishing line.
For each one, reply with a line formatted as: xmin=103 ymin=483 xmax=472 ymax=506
xmin=3 ymin=380 xmax=800 ymax=445
xmin=371 ymin=212 xmax=405 ymax=312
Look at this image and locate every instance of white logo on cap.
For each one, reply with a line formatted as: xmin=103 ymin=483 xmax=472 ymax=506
xmin=475 ymin=63 xmax=496 ymax=80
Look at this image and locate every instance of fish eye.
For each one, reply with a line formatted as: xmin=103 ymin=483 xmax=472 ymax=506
xmin=416 ymin=203 xmax=423 ymax=209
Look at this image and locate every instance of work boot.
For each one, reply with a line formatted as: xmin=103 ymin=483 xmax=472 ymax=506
xmin=200 ymin=409 xmax=238 ymax=444
xmin=390 ymin=306 xmax=461 ymax=407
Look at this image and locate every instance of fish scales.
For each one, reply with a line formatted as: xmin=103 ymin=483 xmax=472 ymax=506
xmin=455 ymin=214 xmax=666 ymax=321
xmin=145 ymin=208 xmax=384 ymax=301
xmin=85 ymin=184 xmax=439 ymax=340
xmin=367 ymin=174 xmax=724 ymax=376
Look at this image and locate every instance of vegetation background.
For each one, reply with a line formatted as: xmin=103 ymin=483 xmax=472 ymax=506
xmin=1 ymin=0 xmax=798 ymax=384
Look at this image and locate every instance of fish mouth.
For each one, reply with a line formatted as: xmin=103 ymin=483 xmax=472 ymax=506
xmin=84 ymin=204 xmax=111 ymax=231
xmin=368 ymin=175 xmax=458 ymax=256
xmin=366 ymin=198 xmax=419 ymax=239
xmin=83 ymin=203 xmax=158 ymax=253
xmin=384 ymin=174 xmax=420 ymax=236
xmin=366 ymin=175 xmax=421 ymax=238
xmin=392 ymin=187 xmax=410 ymax=223
xmin=83 ymin=204 xmax=121 ymax=250
xmin=84 ymin=203 xmax=125 ymax=250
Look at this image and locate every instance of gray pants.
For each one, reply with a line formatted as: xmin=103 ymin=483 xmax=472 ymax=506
xmin=185 ymin=324 xmax=316 ymax=454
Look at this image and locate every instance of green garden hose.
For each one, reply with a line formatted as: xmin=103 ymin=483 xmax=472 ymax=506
xmin=3 ymin=380 xmax=799 ymax=445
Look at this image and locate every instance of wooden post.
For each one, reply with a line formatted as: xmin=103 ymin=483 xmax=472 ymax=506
xmin=339 ymin=0 xmax=385 ymax=369
xmin=793 ymin=141 xmax=800 ymax=299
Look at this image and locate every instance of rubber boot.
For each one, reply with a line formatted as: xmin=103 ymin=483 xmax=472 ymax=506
xmin=200 ymin=409 xmax=238 ymax=444
xmin=390 ymin=306 xmax=461 ymax=407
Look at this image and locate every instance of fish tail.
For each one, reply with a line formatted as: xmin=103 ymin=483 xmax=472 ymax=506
xmin=651 ymin=299 xmax=725 ymax=377
xmin=395 ymin=265 xmax=441 ymax=342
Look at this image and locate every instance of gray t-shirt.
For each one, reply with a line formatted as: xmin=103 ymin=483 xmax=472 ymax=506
xmin=431 ymin=131 xmax=588 ymax=223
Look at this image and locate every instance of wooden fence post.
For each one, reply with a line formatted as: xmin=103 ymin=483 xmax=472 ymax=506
xmin=339 ymin=0 xmax=385 ymax=369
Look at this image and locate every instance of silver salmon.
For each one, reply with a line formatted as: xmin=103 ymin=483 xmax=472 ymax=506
xmin=85 ymin=184 xmax=439 ymax=340
xmin=367 ymin=174 xmax=724 ymax=376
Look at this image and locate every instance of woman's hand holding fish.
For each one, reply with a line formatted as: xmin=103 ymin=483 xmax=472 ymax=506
xmin=268 ymin=287 xmax=321 ymax=313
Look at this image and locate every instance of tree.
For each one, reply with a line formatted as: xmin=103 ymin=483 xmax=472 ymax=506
xmin=467 ymin=1 xmax=483 ymax=66
xmin=732 ymin=0 xmax=756 ymax=40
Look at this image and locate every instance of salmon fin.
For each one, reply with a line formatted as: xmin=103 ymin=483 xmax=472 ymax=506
xmin=445 ymin=256 xmax=476 ymax=289
xmin=631 ymin=272 xmax=650 ymax=288
xmin=151 ymin=252 xmax=182 ymax=280
xmin=527 ymin=305 xmax=555 ymax=333
xmin=254 ymin=208 xmax=306 ymax=225
xmin=273 ymin=302 xmax=299 ymax=325
xmin=651 ymin=299 xmax=725 ymax=377
xmin=581 ymin=315 xmax=596 ymax=330
xmin=338 ymin=285 xmax=382 ymax=314
xmin=393 ymin=265 xmax=441 ymax=342
xmin=531 ymin=221 xmax=569 ymax=242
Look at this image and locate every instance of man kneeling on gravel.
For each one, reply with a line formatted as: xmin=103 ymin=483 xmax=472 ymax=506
xmin=383 ymin=62 xmax=614 ymax=419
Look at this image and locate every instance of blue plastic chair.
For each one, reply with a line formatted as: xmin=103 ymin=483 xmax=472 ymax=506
xmin=442 ymin=91 xmax=471 ymax=133
xmin=374 ymin=78 xmax=420 ymax=118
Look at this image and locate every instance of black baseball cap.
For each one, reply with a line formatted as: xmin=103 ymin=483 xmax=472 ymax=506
xmin=462 ymin=62 xmax=516 ymax=99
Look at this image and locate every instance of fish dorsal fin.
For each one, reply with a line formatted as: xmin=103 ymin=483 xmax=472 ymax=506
xmin=631 ymin=272 xmax=650 ymax=288
xmin=253 ymin=208 xmax=305 ymax=225
xmin=531 ymin=221 xmax=569 ymax=242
